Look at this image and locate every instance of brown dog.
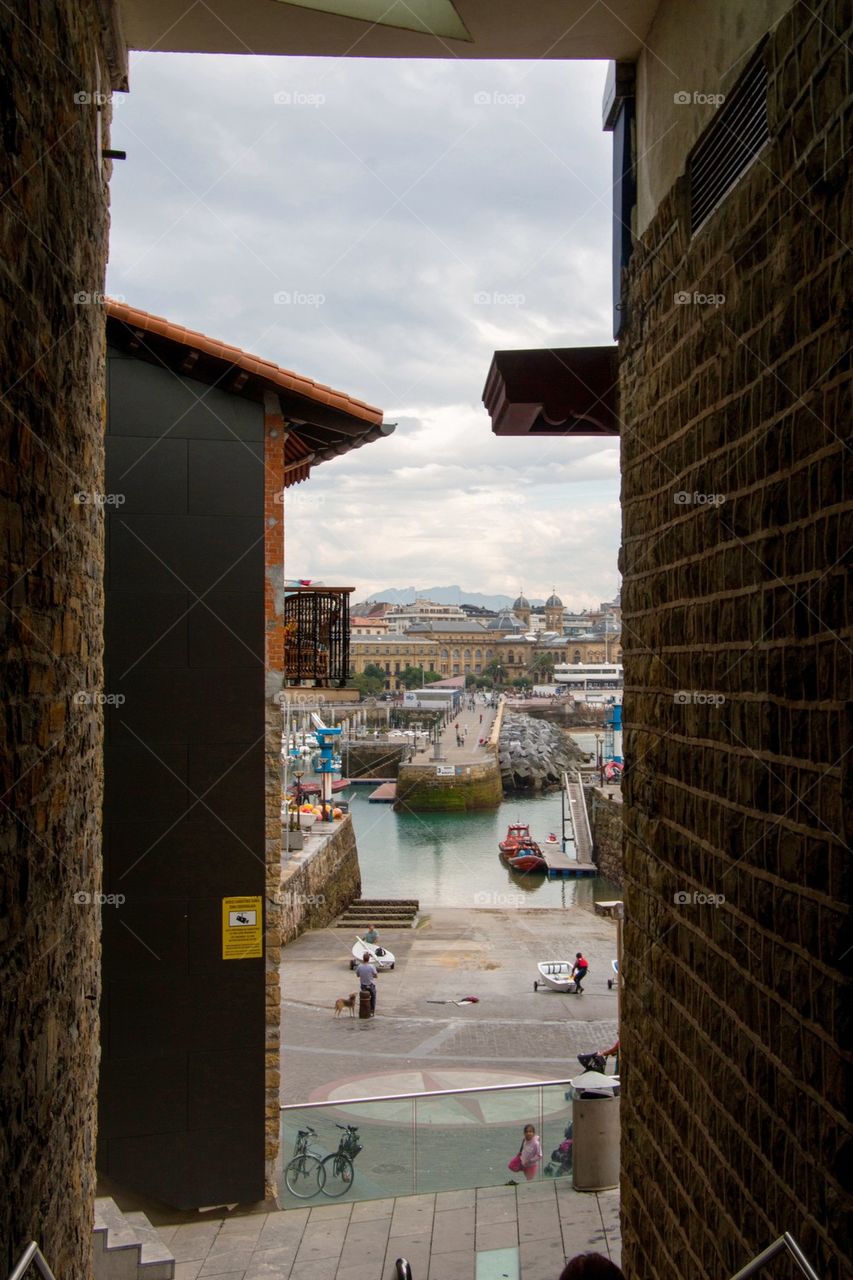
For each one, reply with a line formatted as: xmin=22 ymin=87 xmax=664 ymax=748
xmin=334 ymin=993 xmax=357 ymax=1018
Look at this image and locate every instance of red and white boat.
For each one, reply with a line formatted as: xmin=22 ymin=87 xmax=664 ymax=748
xmin=499 ymin=823 xmax=548 ymax=873
xmin=499 ymin=822 xmax=533 ymax=854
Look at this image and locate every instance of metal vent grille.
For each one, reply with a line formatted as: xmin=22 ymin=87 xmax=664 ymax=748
xmin=689 ymin=52 xmax=769 ymax=233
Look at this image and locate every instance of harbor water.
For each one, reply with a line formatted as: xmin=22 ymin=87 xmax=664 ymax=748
xmin=342 ymin=732 xmax=618 ymax=910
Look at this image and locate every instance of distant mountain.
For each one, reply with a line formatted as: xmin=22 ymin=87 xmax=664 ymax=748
xmin=366 ymin=586 xmax=545 ymax=611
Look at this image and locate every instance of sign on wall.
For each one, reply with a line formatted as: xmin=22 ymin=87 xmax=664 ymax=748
xmin=222 ymin=896 xmax=263 ymax=959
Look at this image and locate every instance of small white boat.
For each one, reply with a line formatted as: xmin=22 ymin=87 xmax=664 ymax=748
xmin=350 ymin=937 xmax=395 ymax=971
xmin=534 ymin=961 xmax=580 ymax=993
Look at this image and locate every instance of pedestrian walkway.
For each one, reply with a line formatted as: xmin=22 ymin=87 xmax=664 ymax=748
xmin=416 ymin=697 xmax=496 ymax=767
xmin=151 ymin=1180 xmax=620 ymax=1280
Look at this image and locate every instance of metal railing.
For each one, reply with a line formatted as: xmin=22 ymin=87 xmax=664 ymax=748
xmin=729 ymin=1233 xmax=821 ymax=1280
xmin=9 ymin=1244 xmax=57 ymax=1280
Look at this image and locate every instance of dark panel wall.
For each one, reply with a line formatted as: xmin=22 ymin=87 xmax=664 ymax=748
xmin=619 ymin=5 xmax=852 ymax=1278
xmin=0 ymin=6 xmax=112 ymax=1278
xmin=100 ymin=349 xmax=267 ymax=1207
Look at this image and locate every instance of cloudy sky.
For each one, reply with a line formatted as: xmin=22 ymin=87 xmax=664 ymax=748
xmin=107 ymin=52 xmax=620 ymax=608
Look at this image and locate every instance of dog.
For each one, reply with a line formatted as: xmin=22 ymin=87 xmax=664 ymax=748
xmin=334 ymin=992 xmax=358 ymax=1018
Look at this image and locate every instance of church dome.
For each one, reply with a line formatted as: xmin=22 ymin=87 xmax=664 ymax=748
xmin=512 ymin=592 xmax=530 ymax=610
xmin=545 ymin=591 xmax=563 ymax=608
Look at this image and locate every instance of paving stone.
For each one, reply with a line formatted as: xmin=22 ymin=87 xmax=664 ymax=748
xmin=351 ymin=1198 xmax=396 ymax=1222
xmin=307 ymin=1202 xmax=354 ymax=1222
xmin=435 ymin=1189 xmax=476 ymax=1211
xmin=427 ymin=1249 xmax=476 ymax=1280
xmin=518 ymin=1237 xmax=567 ymax=1280
xmin=383 ymin=1233 xmax=432 ymax=1279
xmin=517 ymin=1199 xmax=561 ymax=1243
xmin=199 ymin=1248 xmax=256 ymax=1277
xmin=173 ymin=1263 xmax=203 ymax=1280
xmin=241 ymin=1245 xmax=299 ymax=1280
xmin=429 ymin=1206 xmax=475 ymax=1254
xmin=476 ymin=1185 xmax=516 ymax=1200
xmin=475 ymin=1220 xmax=518 ymax=1251
xmin=288 ymin=1260 xmax=339 ymax=1280
xmin=475 ymin=1197 xmax=518 ymax=1226
xmin=294 ymin=1221 xmax=349 ymax=1263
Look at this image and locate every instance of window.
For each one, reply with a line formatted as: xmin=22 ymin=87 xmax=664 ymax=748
xmin=574 ymin=651 xmax=581 ymax=664
xmin=475 ymin=649 xmax=482 ymax=659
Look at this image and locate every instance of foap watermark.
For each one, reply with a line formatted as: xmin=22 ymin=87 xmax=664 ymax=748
xmin=73 ymin=90 xmax=114 ymax=106
xmin=473 ymin=891 xmax=525 ymax=908
xmin=73 ymin=291 xmax=124 ymax=306
xmin=473 ymin=291 xmax=525 ymax=308
xmin=73 ymin=690 xmax=126 ymax=708
xmin=282 ymin=891 xmax=326 ymax=908
xmin=673 ymin=690 xmax=726 ymax=706
xmin=673 ymin=890 xmax=725 ymax=907
xmin=74 ymin=490 xmax=126 ymax=507
xmin=273 ymin=290 xmax=325 ymax=307
xmin=673 ymin=90 xmax=726 ymax=107
xmin=273 ymin=490 xmax=325 ymax=508
xmin=74 ymin=891 xmax=126 ymax=906
xmin=473 ymin=90 xmax=526 ymax=107
xmin=673 ymin=490 xmax=726 ymax=506
xmin=674 ymin=290 xmax=725 ymax=307
xmin=273 ymin=90 xmax=326 ymax=107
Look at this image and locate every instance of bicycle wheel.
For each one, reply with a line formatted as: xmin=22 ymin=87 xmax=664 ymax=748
xmin=320 ymin=1153 xmax=354 ymax=1197
xmin=285 ymin=1154 xmax=325 ymax=1198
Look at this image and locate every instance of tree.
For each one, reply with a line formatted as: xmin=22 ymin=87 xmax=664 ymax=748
xmin=483 ymin=660 xmax=505 ymax=687
xmin=350 ymin=663 xmax=385 ymax=697
xmin=424 ymin=670 xmax=441 ymax=684
xmin=401 ymin=666 xmax=426 ymax=689
xmin=530 ymin=652 xmax=556 ymax=683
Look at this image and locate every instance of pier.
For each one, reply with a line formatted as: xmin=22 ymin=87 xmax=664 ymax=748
xmin=542 ymin=770 xmax=597 ymax=877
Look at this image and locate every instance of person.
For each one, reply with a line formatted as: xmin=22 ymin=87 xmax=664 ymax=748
xmin=519 ymin=1123 xmax=541 ymax=1181
xmin=600 ymin=1038 xmax=620 ymax=1073
xmin=355 ymin=951 xmax=377 ymax=1015
xmin=558 ymin=1254 xmax=625 ymax=1280
xmin=364 ymin=925 xmax=379 ymax=944
xmin=571 ymin=952 xmax=589 ymax=993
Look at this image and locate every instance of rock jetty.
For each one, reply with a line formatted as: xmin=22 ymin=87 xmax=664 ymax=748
xmin=498 ymin=711 xmax=588 ymax=791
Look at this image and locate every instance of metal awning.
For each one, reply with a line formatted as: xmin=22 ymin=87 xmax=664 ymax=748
xmin=482 ymin=347 xmax=619 ymax=437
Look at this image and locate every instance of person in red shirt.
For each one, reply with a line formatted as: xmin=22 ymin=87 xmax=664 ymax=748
xmin=572 ymin=952 xmax=589 ymax=993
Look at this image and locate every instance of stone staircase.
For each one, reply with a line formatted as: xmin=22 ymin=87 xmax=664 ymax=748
xmin=94 ymin=1198 xmax=175 ymax=1280
xmin=336 ymin=897 xmax=419 ymax=928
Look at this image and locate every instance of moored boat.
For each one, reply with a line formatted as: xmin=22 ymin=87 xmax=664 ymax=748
xmin=501 ymin=841 xmax=548 ymax=874
xmin=499 ymin=822 xmax=533 ymax=854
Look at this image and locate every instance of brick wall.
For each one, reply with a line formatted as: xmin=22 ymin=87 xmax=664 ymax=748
xmin=0 ymin=3 xmax=115 ymax=1276
xmin=619 ymin=4 xmax=852 ymax=1277
xmin=263 ymin=404 xmax=285 ymax=1196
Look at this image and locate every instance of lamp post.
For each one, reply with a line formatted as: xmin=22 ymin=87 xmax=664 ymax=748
xmin=595 ymin=735 xmax=604 ymax=784
xmin=294 ymin=766 xmax=304 ymax=810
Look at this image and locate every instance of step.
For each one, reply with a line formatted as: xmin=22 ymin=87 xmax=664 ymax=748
xmin=350 ymin=899 xmax=419 ymax=907
xmin=94 ymin=1198 xmax=175 ymax=1280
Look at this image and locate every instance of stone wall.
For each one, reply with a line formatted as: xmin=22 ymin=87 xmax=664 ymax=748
xmin=343 ymin=741 xmax=409 ymax=778
xmin=279 ymin=816 xmax=361 ymax=944
xmin=0 ymin=4 xmax=120 ymax=1276
xmin=590 ymin=788 xmax=623 ymax=887
xmin=395 ymin=759 xmax=503 ymax=812
xmin=619 ymin=4 xmax=852 ymax=1277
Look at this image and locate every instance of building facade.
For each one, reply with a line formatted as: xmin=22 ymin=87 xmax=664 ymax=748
xmin=349 ymin=634 xmax=439 ymax=691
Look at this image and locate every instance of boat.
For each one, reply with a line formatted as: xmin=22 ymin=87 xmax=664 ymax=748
xmin=534 ymin=961 xmax=581 ymax=993
xmin=545 ymin=832 xmax=559 ymax=845
xmin=501 ymin=841 xmax=548 ymax=874
xmin=350 ymin=937 xmax=395 ymax=971
xmin=498 ymin=822 xmax=533 ymax=854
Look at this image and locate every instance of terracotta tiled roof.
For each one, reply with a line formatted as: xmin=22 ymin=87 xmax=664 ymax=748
xmin=106 ymin=298 xmax=383 ymax=426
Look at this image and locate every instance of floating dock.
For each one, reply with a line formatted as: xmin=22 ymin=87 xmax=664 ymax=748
xmin=543 ymin=846 xmax=597 ymax=878
xmin=368 ymin=782 xmax=397 ymax=804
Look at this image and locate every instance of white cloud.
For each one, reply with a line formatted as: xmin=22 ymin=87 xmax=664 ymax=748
xmin=108 ymin=51 xmax=620 ymax=603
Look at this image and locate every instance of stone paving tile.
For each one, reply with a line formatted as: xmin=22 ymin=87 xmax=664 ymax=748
xmin=474 ymin=1220 xmax=518 ymax=1252
xmin=389 ymin=1198 xmax=435 ymax=1239
xmin=198 ymin=1248 xmax=257 ymax=1277
xmin=517 ymin=1198 xmax=561 ymax=1243
xmin=435 ymin=1189 xmax=475 ymax=1211
xmin=476 ymin=1185 xmax=516 ymax=1200
xmin=217 ymin=1217 xmax=267 ymax=1237
xmin=337 ymin=1218 xmax=392 ymax=1271
xmin=429 ymin=1207 xmax=475 ymax=1255
xmin=294 ymin=1220 xmax=350 ymax=1264
xmin=514 ymin=1180 xmax=559 ymax=1203
xmin=170 ymin=1233 xmax=224 ymax=1264
xmin=307 ymin=1202 xmax=354 ymax=1222
xmin=351 ymin=1198 xmax=396 ymax=1221
xmin=155 ymin=1226 xmax=180 ymax=1245
xmin=241 ymin=1245 xmax=300 ymax=1280
xmin=382 ymin=1233 xmax=431 ymax=1279
xmin=288 ymin=1259 xmax=339 ymax=1280
xmin=173 ymin=1263 xmax=203 ymax=1280
xmin=427 ymin=1250 xmax=475 ymax=1280
xmin=474 ymin=1197 xmax=518 ymax=1226
xmin=519 ymin=1237 xmax=567 ymax=1280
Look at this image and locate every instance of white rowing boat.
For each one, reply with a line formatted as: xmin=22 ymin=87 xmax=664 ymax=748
xmin=534 ymin=961 xmax=580 ymax=993
xmin=350 ymin=937 xmax=395 ymax=971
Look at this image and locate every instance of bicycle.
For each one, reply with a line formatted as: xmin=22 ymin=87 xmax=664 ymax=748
xmin=320 ymin=1123 xmax=362 ymax=1197
xmin=284 ymin=1126 xmax=326 ymax=1198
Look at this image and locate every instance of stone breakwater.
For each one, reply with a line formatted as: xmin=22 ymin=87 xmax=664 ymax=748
xmin=499 ymin=711 xmax=588 ymax=791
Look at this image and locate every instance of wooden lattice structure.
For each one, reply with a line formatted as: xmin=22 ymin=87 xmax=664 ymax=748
xmin=283 ymin=587 xmax=353 ymax=687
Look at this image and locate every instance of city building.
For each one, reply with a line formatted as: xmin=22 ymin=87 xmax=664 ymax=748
xmin=385 ymin=597 xmax=470 ymax=631
xmin=349 ymin=633 xmax=439 ymax=691
xmin=350 ymin=615 xmax=390 ymax=636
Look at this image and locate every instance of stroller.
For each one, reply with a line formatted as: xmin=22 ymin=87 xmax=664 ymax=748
xmin=543 ymin=1120 xmax=574 ymax=1178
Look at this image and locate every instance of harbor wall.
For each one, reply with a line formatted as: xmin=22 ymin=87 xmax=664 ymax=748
xmin=343 ymin=741 xmax=409 ymax=778
xmin=395 ymin=759 xmax=503 ymax=811
xmin=279 ymin=815 xmax=361 ymax=945
xmin=590 ymin=788 xmax=623 ymax=887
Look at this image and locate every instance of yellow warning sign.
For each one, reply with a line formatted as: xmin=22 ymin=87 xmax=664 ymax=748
xmin=222 ymin=896 xmax=263 ymax=959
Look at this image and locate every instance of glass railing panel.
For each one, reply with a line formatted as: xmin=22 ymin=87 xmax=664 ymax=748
xmin=280 ymin=1098 xmax=415 ymax=1207
xmin=539 ymin=1083 xmax=575 ymax=1183
xmin=414 ymin=1084 xmax=542 ymax=1193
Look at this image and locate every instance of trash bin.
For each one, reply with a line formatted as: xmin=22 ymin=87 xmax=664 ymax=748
xmin=569 ymin=1071 xmax=620 ymax=1191
xmin=359 ymin=988 xmax=372 ymax=1019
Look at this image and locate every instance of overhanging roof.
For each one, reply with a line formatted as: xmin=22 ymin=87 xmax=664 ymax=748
xmin=116 ymin=0 xmax=659 ymax=61
xmin=483 ymin=346 xmax=619 ymax=437
xmin=105 ymin=300 xmax=392 ymax=485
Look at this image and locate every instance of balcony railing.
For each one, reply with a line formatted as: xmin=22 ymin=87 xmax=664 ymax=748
xmin=279 ymin=1078 xmax=577 ymax=1206
xmin=284 ymin=587 xmax=353 ymax=687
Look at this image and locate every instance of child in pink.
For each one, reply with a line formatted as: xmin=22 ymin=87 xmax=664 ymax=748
xmin=520 ymin=1124 xmax=542 ymax=1181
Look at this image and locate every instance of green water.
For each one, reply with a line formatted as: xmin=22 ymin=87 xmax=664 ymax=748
xmin=344 ymin=733 xmax=618 ymax=910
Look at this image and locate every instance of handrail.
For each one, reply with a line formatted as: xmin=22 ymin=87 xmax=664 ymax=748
xmin=9 ymin=1243 xmax=57 ymax=1280
xmin=282 ymin=1075 xmax=575 ymax=1110
xmin=574 ymin=768 xmax=593 ymax=852
xmin=728 ymin=1232 xmax=821 ymax=1280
